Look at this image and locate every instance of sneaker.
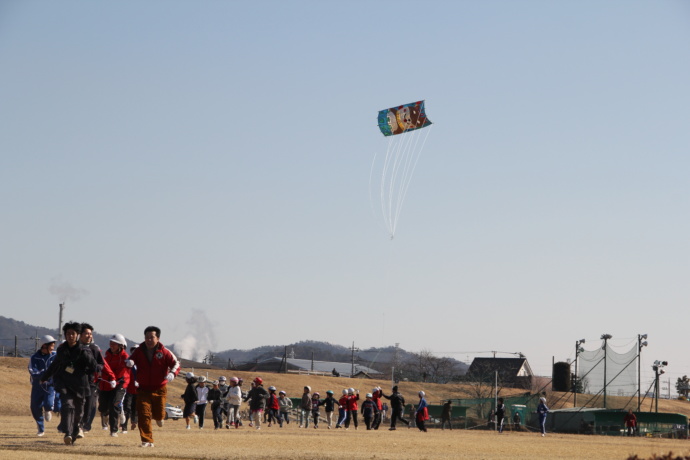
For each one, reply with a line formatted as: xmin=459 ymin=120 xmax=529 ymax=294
xmin=76 ymin=428 xmax=84 ymax=439
xmin=110 ymin=432 xmax=118 ymax=437
xmin=140 ymin=442 xmax=154 ymax=447
xmin=119 ymin=412 xmax=126 ymax=426
xmin=44 ymin=410 xmax=52 ymax=422
xmin=156 ymin=419 xmax=163 ymax=427
xmin=389 ymin=427 xmax=396 ymax=431
xmin=186 ymin=425 xmax=191 ymax=430
xmin=121 ymin=430 xmax=128 ymax=434
xmin=63 ymin=435 xmax=72 ymax=445
xmin=131 ymin=423 xmax=137 ymax=430
xmin=37 ymin=431 xmax=45 ymax=437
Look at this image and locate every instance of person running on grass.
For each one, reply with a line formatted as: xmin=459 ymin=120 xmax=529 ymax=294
xmin=41 ymin=322 xmax=97 ymax=446
xmin=278 ymin=390 xmax=292 ymax=426
xmin=29 ymin=335 xmax=57 ymax=437
xmin=127 ymin=325 xmax=180 ymax=447
xmin=382 ymin=385 xmax=409 ymax=430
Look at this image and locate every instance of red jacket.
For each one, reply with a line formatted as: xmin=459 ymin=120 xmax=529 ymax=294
xmin=267 ymin=394 xmax=280 ymax=410
xmin=99 ymin=348 xmax=130 ymax=391
xmin=339 ymin=395 xmax=349 ymax=411
xmin=129 ymin=342 xmax=180 ymax=391
xmin=372 ymin=389 xmax=383 ymax=410
xmin=346 ymin=393 xmax=359 ymax=411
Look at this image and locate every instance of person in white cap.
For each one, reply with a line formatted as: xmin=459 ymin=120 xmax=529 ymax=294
xmin=28 ymin=335 xmax=57 ymax=436
xmin=97 ymin=334 xmax=131 ymax=437
xmin=181 ymin=372 xmax=197 ymax=429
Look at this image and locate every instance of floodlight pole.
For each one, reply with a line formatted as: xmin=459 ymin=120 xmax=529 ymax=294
xmin=652 ymin=360 xmax=667 ymax=413
xmin=601 ymin=334 xmax=612 ymax=408
xmin=637 ymin=334 xmax=647 ymax=411
xmin=574 ymin=339 xmax=585 ymax=407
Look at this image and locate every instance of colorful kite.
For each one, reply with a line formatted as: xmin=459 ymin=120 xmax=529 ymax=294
xmin=371 ymin=100 xmax=434 ymax=239
xmin=377 ymin=100 xmax=432 ymax=137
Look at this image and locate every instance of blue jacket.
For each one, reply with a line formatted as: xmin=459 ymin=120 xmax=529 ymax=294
xmin=28 ymin=349 xmax=56 ymax=386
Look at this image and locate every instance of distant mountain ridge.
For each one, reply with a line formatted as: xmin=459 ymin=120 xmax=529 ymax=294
xmin=0 ymin=316 xmax=468 ymax=379
xmin=0 ymin=315 xmax=136 ymax=356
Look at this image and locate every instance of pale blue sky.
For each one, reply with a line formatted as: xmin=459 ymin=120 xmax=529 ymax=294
xmin=1 ymin=1 xmax=689 ymax=390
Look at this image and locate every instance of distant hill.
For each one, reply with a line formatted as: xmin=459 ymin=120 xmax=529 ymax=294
xmin=204 ymin=340 xmax=469 ymax=379
xmin=0 ymin=316 xmax=468 ymax=381
xmin=0 ymin=316 xmax=136 ymax=357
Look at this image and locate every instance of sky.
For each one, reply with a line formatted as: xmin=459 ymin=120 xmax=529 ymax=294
xmin=1 ymin=0 xmax=689 ymax=394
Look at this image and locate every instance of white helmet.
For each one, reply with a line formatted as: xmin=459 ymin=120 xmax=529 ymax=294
xmin=197 ymin=375 xmax=207 ymax=383
xmin=41 ymin=335 xmax=56 ymax=346
xmin=348 ymin=388 xmax=355 ymax=394
xmin=110 ymin=333 xmax=127 ymax=347
xmin=342 ymin=389 xmax=348 ymax=395
xmin=366 ymin=393 xmax=373 ymax=398
xmin=418 ymin=391 xmax=425 ymax=397
xmin=186 ymin=372 xmax=195 ymax=379
xmin=304 ymin=386 xmax=311 ymax=392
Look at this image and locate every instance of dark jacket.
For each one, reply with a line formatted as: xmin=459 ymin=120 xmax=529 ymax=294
xmin=322 ymin=395 xmax=338 ymax=412
xmin=360 ymin=399 xmax=379 ymax=417
xmin=245 ymin=385 xmax=269 ymax=410
xmin=42 ymin=341 xmax=98 ymax=399
xmin=208 ymin=388 xmax=222 ymax=406
xmin=382 ymin=391 xmax=405 ymax=410
xmin=182 ymin=382 xmax=197 ymax=405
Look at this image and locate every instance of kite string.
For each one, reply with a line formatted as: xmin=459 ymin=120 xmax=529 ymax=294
xmin=393 ymin=125 xmax=432 ymax=232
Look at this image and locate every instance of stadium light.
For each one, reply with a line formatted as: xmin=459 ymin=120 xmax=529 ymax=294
xmin=601 ymin=334 xmax=612 ymax=408
xmin=652 ymin=360 xmax=668 ymax=413
xmin=574 ymin=339 xmax=586 ymax=407
xmin=637 ymin=334 xmax=648 ymax=411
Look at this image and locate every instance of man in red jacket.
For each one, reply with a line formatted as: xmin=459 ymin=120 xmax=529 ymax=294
xmin=127 ymin=326 xmax=179 ymax=447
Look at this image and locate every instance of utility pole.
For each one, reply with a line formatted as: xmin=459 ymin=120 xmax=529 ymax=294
xmin=601 ymin=334 xmax=612 ymax=408
xmin=350 ymin=342 xmax=359 ymax=377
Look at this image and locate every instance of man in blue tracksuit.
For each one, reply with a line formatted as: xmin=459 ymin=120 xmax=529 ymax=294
xmin=28 ymin=335 xmax=57 ymax=436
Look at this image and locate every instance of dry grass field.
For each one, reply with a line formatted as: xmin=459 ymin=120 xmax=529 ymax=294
xmin=4 ymin=357 xmax=690 ymax=460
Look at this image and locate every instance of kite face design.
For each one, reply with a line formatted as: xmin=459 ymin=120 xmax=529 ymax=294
xmin=377 ymin=100 xmax=432 ymax=137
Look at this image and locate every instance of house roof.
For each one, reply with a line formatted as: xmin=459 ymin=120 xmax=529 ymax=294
xmin=467 ymin=357 xmax=533 ymax=377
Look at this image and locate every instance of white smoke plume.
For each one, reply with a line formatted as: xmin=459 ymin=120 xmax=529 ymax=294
xmin=49 ymin=276 xmax=89 ymax=302
xmin=173 ymin=309 xmax=217 ymax=362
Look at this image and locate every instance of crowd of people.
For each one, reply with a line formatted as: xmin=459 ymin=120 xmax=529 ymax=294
xmin=29 ymin=321 xmax=555 ymax=448
xmin=30 ymin=322 xmax=179 ymax=447
xmin=177 ymin=375 xmax=431 ymax=433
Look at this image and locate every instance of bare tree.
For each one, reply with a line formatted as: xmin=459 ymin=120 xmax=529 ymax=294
xmin=401 ymin=349 xmax=460 ymax=384
xmin=463 ymin=363 xmax=505 ymax=419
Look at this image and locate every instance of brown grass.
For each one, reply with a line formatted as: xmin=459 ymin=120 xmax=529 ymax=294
xmin=5 ymin=357 xmax=690 ymax=460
